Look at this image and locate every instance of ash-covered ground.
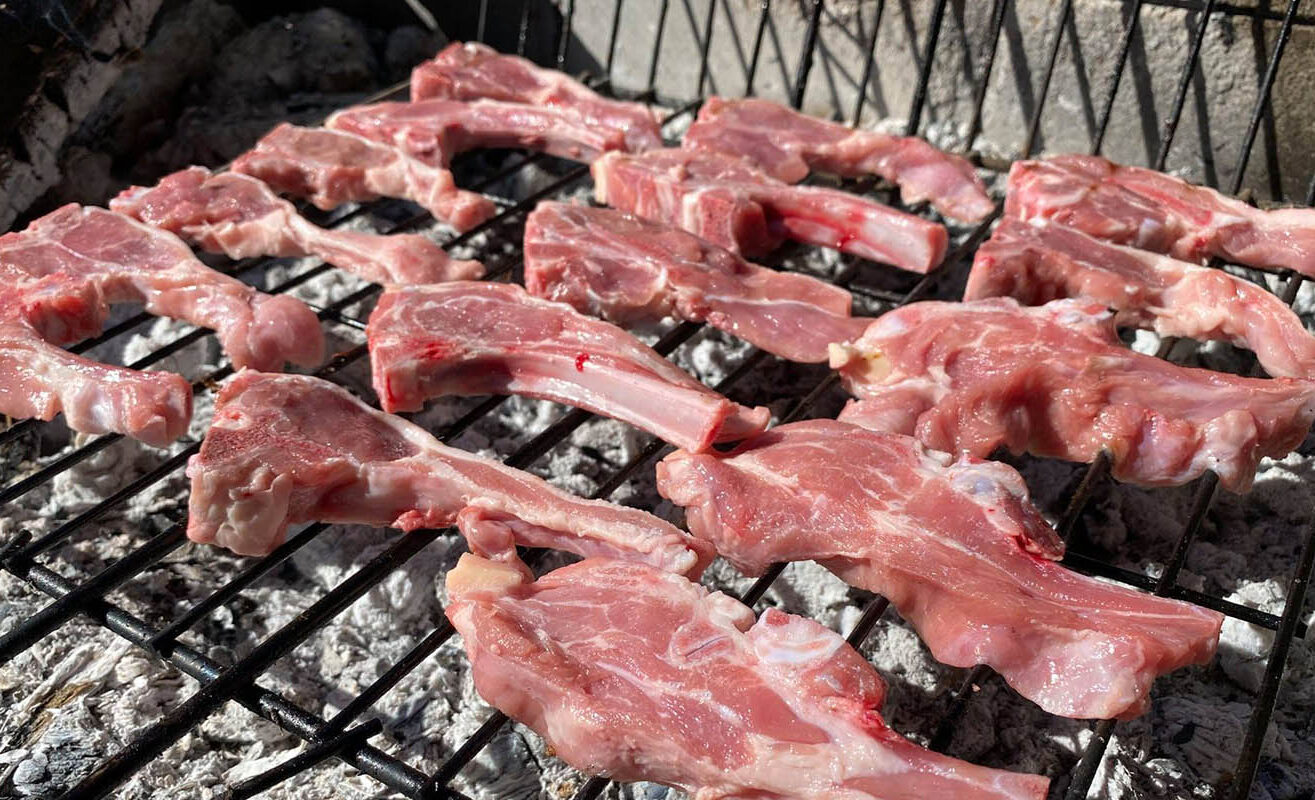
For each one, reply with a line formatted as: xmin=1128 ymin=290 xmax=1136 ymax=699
xmin=2 ymin=115 xmax=1314 ymax=800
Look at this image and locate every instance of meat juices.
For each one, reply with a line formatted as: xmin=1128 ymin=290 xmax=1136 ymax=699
xmin=523 ymin=202 xmax=871 ymax=363
xmin=447 ymin=554 xmax=1051 ymax=799
xmin=831 ymin=298 xmax=1315 ymax=492
xmin=186 ymin=370 xmax=712 ymax=573
xmin=593 ymin=147 xmax=949 ymax=272
xmin=657 ymin=419 xmax=1224 ymax=720
xmin=327 ymin=99 xmax=630 ymax=166
xmin=366 ymin=282 xmax=769 ymax=453
xmin=411 ymin=41 xmax=663 ymax=152
xmin=684 ymin=96 xmax=993 ymax=222
xmin=232 ymin=123 xmax=496 ymax=232
xmin=968 ymin=217 xmax=1315 ymax=379
xmin=1006 ymin=154 xmax=1315 ymax=278
xmin=112 ymin=167 xmax=482 ymax=285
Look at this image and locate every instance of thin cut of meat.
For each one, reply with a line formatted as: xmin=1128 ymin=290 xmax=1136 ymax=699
xmin=1006 ymin=154 xmax=1315 ymax=277
xmin=656 ymin=420 xmax=1224 ymax=720
xmin=187 ymin=370 xmax=713 ymax=574
xmin=327 ymin=99 xmax=629 ymax=166
xmin=523 ymin=202 xmax=871 ymax=363
xmin=446 ymin=553 xmax=1051 ymax=799
xmin=231 ymin=123 xmax=496 ymax=232
xmin=112 ymin=167 xmax=482 ymax=285
xmin=967 ymin=217 xmax=1315 ymax=379
xmin=830 ymin=298 xmax=1315 ymax=492
xmin=593 ymin=147 xmax=948 ymax=272
xmin=367 ymin=282 xmax=769 ymax=452
xmin=0 ymin=290 xmax=192 ymax=447
xmin=411 ymin=41 xmax=662 ymax=152
xmin=0 ymin=205 xmax=325 ymax=444
xmin=684 ymin=96 xmax=993 ymax=223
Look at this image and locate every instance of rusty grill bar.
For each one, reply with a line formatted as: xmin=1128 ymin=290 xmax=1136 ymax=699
xmin=1 ymin=1 xmax=1313 ymax=798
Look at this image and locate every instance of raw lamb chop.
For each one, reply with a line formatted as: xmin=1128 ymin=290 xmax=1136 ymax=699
xmin=446 ymin=553 xmax=1051 ymax=799
xmin=111 ymin=167 xmax=482 ymax=285
xmin=327 ymin=99 xmax=630 ymax=166
xmin=186 ymin=370 xmax=713 ymax=573
xmin=231 ymin=123 xmax=496 ymax=232
xmin=0 ymin=205 xmax=326 ymax=444
xmin=656 ymin=420 xmax=1224 ymax=720
xmin=523 ymin=202 xmax=870 ymax=362
xmin=830 ymin=298 xmax=1315 ymax=492
xmin=1006 ymin=154 xmax=1315 ymax=277
xmin=967 ymin=217 xmax=1315 ymax=379
xmin=684 ymin=96 xmax=993 ymax=222
xmin=593 ymin=147 xmax=948 ymax=272
xmin=367 ymin=282 xmax=769 ymax=452
xmin=411 ymin=41 xmax=662 ymax=152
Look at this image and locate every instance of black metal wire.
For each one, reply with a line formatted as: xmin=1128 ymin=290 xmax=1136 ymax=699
xmin=849 ymin=0 xmax=886 ymax=126
xmin=1091 ymin=0 xmax=1144 ymax=155
xmin=1153 ymin=0 xmax=1218 ymax=171
xmin=789 ymin=0 xmax=824 ymax=110
xmin=964 ymin=0 xmax=1007 ymax=148
xmin=1227 ymin=0 xmax=1301 ymax=196
xmin=904 ymin=0 xmax=949 ymax=136
xmin=1021 ymin=0 xmax=1074 ymax=158
xmin=744 ymin=0 xmax=772 ymax=96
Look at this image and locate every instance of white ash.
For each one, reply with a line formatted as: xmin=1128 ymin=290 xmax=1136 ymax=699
xmin=1 ymin=184 xmax=1313 ymax=800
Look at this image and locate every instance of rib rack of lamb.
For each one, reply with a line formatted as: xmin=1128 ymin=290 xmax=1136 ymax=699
xmin=593 ymin=148 xmax=948 ymax=272
xmin=830 ymin=297 xmax=1315 ymax=492
xmin=327 ymin=99 xmax=632 ymax=167
xmin=967 ymin=217 xmax=1315 ymax=378
xmin=410 ymin=41 xmax=663 ymax=152
xmin=683 ymin=96 xmax=993 ymax=223
xmin=523 ymin=202 xmax=870 ymax=362
xmin=1006 ymin=154 xmax=1315 ymax=277
xmin=231 ymin=123 xmax=496 ymax=232
xmin=657 ymin=419 xmax=1224 ymax=720
xmin=366 ymin=282 xmax=769 ymax=453
xmin=187 ymin=370 xmax=712 ymax=574
xmin=0 ymin=205 xmax=324 ymax=445
xmin=112 ymin=167 xmax=482 ymax=286
xmin=446 ymin=553 xmax=1051 ymax=800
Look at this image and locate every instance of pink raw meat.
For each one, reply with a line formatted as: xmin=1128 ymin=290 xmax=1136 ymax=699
xmin=232 ymin=123 xmax=496 ymax=232
xmin=684 ymin=96 xmax=993 ymax=222
xmin=657 ymin=419 xmax=1224 ymax=719
xmin=112 ymin=167 xmax=481 ymax=285
xmin=593 ymin=147 xmax=948 ymax=272
xmin=447 ymin=553 xmax=1050 ymax=799
xmin=831 ymin=297 xmax=1315 ymax=491
xmin=327 ymin=98 xmax=629 ymax=166
xmin=186 ymin=370 xmax=712 ymax=573
xmin=1006 ymin=154 xmax=1315 ymax=277
xmin=367 ymin=281 xmax=769 ymax=452
xmin=411 ymin=41 xmax=662 ymax=152
xmin=968 ymin=217 xmax=1315 ymax=379
xmin=523 ymin=202 xmax=870 ymax=362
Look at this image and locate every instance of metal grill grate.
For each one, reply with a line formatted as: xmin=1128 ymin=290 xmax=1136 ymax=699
xmin=1 ymin=1 xmax=1313 ymax=798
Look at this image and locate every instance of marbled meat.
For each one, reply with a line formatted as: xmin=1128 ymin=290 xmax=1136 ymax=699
xmin=231 ymin=123 xmax=496 ymax=232
xmin=830 ymin=298 xmax=1315 ymax=491
xmin=446 ymin=553 xmax=1051 ymax=799
xmin=186 ymin=370 xmax=712 ymax=573
xmin=1006 ymin=154 xmax=1315 ymax=277
xmin=523 ymin=202 xmax=870 ymax=362
xmin=592 ymin=147 xmax=948 ymax=272
xmin=967 ymin=217 xmax=1315 ymax=379
xmin=684 ymin=96 xmax=993 ymax=222
xmin=367 ymin=281 xmax=769 ymax=452
xmin=411 ymin=41 xmax=662 ymax=152
xmin=112 ymin=167 xmax=482 ymax=285
xmin=657 ymin=419 xmax=1224 ymax=719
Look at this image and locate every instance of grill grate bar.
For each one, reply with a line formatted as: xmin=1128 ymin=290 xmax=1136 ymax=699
xmin=789 ymin=0 xmax=825 ymax=110
xmin=1153 ymin=0 xmax=1218 ymax=171
xmin=1021 ymin=0 xmax=1075 ymax=159
xmin=849 ymin=0 xmax=886 ymax=125
xmin=744 ymin=0 xmax=772 ymax=97
xmin=964 ymin=0 xmax=1008 ymax=149
xmin=904 ymin=0 xmax=950 ymax=137
xmin=1090 ymin=0 xmax=1144 ymax=155
xmin=229 ymin=718 xmax=385 ymax=800
xmin=1228 ymin=0 xmax=1302 ymax=196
